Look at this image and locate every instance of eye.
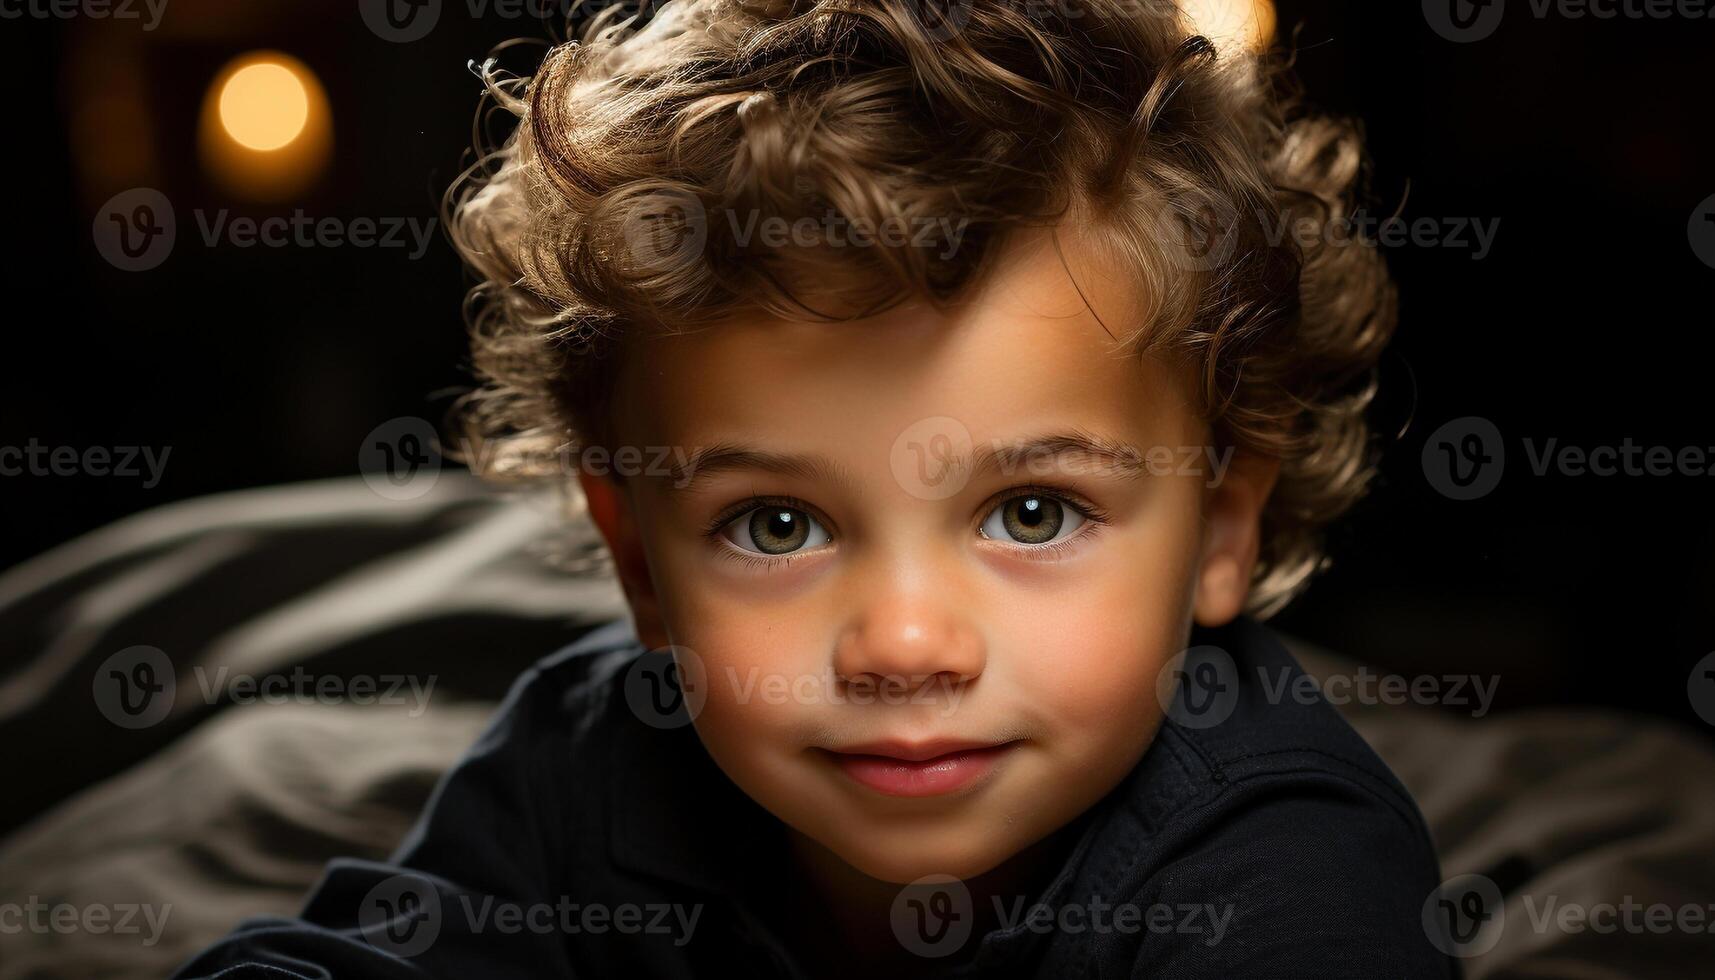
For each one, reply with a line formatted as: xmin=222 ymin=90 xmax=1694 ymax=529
xmin=720 ymin=506 xmax=831 ymax=556
xmin=979 ymin=493 xmax=1087 ymax=546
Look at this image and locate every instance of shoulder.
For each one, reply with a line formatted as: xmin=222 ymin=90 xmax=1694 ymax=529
xmin=479 ymin=617 xmax=644 ymax=750
xmin=1147 ymin=615 xmax=1434 ymax=841
xmin=517 ymin=617 xmax=643 ymax=703
xmin=1081 ymin=617 xmax=1454 ymax=978
xmin=391 ymin=617 xmax=645 ymax=875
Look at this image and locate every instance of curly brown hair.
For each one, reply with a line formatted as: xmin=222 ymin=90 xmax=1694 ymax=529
xmin=444 ymin=0 xmax=1396 ymax=618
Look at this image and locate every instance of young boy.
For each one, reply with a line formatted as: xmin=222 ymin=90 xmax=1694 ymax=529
xmin=178 ymin=0 xmax=1452 ymax=976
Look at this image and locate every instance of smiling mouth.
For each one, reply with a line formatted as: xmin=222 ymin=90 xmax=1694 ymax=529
xmin=819 ymin=740 xmax=1022 ymax=798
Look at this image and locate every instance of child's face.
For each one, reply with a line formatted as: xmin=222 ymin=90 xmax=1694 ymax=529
xmin=585 ymin=224 xmax=1275 ymax=884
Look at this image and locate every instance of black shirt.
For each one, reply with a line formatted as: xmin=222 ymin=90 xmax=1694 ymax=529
xmin=173 ymin=615 xmax=1457 ymax=978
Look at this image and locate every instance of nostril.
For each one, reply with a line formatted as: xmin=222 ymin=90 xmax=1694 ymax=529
xmin=836 ymin=668 xmax=972 ymax=697
xmin=831 ymin=609 xmax=987 ymax=686
xmin=837 ymin=671 xmax=912 ymax=694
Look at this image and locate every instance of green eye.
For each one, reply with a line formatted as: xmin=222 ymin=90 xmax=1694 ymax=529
xmin=979 ymin=494 xmax=1086 ymax=546
xmin=721 ymin=506 xmax=830 ymax=556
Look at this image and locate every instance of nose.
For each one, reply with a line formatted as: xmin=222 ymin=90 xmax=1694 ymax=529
xmin=831 ymin=591 xmax=987 ymax=693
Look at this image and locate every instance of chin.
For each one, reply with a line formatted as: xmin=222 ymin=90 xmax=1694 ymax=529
xmin=825 ymin=828 xmax=1014 ymax=885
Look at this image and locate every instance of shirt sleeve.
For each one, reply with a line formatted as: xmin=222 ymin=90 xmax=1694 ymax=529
xmin=171 ymin=663 xmax=581 ymax=979
xmin=1127 ymin=773 xmax=1459 ymax=980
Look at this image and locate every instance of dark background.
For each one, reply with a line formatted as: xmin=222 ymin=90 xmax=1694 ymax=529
xmin=3 ymin=0 xmax=1711 ymax=730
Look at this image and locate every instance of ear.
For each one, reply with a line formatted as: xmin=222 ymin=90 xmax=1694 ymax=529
xmin=1193 ymin=450 xmax=1282 ymax=627
xmin=578 ymin=470 xmax=672 ymax=649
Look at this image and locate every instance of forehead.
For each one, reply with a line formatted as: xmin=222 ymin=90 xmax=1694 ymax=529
xmin=611 ymin=226 xmax=1202 ymax=460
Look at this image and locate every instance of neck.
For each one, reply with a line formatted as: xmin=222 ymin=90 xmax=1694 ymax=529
xmin=776 ymin=815 xmax=1093 ymax=972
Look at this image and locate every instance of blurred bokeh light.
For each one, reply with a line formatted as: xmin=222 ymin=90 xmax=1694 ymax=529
xmin=219 ymin=61 xmax=310 ymax=151
xmin=1180 ymin=0 xmax=1276 ymax=51
xmin=199 ymin=51 xmax=331 ymax=200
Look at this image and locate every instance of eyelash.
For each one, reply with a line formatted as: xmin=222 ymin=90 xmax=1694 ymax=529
xmin=977 ymin=484 xmax=1110 ymax=560
xmin=702 ymin=494 xmax=829 ymax=570
xmin=702 ymin=486 xmax=1109 ymax=567
xmin=701 ymin=494 xmax=826 ymax=538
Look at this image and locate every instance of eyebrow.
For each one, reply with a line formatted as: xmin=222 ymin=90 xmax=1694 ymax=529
xmin=662 ymin=443 xmax=858 ymax=492
xmin=662 ymin=430 xmax=1149 ymax=492
xmin=973 ymin=431 xmax=1150 ymax=481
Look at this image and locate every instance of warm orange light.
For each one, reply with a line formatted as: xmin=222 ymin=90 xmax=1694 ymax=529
xmin=199 ymin=51 xmax=332 ymax=200
xmin=218 ymin=62 xmax=310 ymax=151
xmin=1179 ymin=0 xmax=1276 ymax=52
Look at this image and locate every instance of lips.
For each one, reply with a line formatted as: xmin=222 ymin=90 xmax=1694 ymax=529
xmin=820 ymin=738 xmax=1021 ymax=797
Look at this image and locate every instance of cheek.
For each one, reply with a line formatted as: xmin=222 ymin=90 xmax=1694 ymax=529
xmin=997 ymin=499 xmax=1202 ymax=757
xmin=652 ymin=559 xmax=828 ymax=764
xmin=1001 ymin=595 xmax=1184 ymax=761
